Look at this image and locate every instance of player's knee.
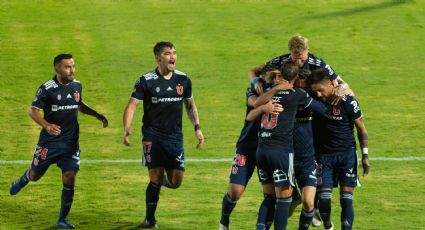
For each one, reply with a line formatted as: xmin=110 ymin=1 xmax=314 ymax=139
xmin=62 ymin=171 xmax=76 ymax=185
xmin=29 ymin=170 xmax=42 ymax=181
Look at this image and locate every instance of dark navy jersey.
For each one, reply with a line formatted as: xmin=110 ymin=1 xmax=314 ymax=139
xmin=293 ymin=107 xmax=315 ymax=160
xmin=31 ymin=76 xmax=82 ymax=147
xmin=313 ymin=95 xmax=362 ymax=154
xmin=131 ymin=68 xmax=192 ymax=140
xmin=264 ymin=53 xmax=339 ymax=81
xmin=258 ymin=88 xmax=313 ymax=149
xmin=236 ymin=87 xmax=260 ymax=150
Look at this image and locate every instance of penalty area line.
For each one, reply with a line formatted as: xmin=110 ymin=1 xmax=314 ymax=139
xmin=1 ymin=157 xmax=425 ymax=165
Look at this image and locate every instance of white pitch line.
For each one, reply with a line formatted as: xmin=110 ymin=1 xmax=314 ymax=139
xmin=0 ymin=157 xmax=425 ymax=165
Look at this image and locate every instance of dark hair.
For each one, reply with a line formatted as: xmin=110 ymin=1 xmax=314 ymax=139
xmin=280 ymin=61 xmax=299 ymax=82
xmin=53 ymin=53 xmax=73 ymax=66
xmin=298 ymin=69 xmax=311 ymax=80
xmin=153 ymin=41 xmax=175 ymax=56
xmin=306 ymin=68 xmax=331 ymax=85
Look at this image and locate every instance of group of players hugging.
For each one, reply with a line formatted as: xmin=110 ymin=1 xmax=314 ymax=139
xmin=219 ymin=35 xmax=369 ymax=230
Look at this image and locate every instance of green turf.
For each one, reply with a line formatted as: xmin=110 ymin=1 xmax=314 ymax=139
xmin=1 ymin=0 xmax=425 ymax=229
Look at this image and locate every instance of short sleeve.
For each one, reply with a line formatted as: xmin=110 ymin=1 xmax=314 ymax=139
xmin=344 ymin=96 xmax=362 ymax=120
xmin=131 ymin=77 xmax=146 ymax=100
xmin=298 ymin=88 xmax=313 ymax=109
xmin=31 ymin=85 xmax=47 ymax=110
xmin=184 ymin=77 xmax=192 ymax=99
xmin=246 ymin=86 xmax=258 ymax=99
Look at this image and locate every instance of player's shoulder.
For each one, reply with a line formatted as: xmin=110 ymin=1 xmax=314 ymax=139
xmin=141 ymin=70 xmax=159 ymax=81
xmin=174 ymin=69 xmax=187 ymax=77
xmin=341 ymin=94 xmax=357 ymax=103
xmin=40 ymin=77 xmax=59 ymax=91
xmin=307 ymin=53 xmax=325 ymax=66
xmin=269 ymin=53 xmax=291 ymax=64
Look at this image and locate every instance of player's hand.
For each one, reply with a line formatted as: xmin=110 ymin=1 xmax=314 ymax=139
xmin=123 ymin=128 xmax=131 ymax=146
xmin=97 ymin=113 xmax=108 ymax=128
xmin=255 ymin=82 xmax=264 ymax=94
xmin=331 ymin=85 xmax=354 ymax=105
xmin=195 ymin=129 xmax=205 ymax=148
xmin=262 ymin=101 xmax=283 ymax=115
xmin=274 ymin=79 xmax=293 ymax=91
xmin=362 ymin=154 xmax=370 ymax=177
xmin=45 ymin=124 xmax=61 ymax=136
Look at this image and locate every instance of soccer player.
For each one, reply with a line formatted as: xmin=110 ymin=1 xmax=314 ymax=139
xmin=123 ymin=41 xmax=205 ymax=229
xmin=9 ymin=53 xmax=109 ymax=229
xmin=247 ymin=34 xmax=344 ymax=101
xmin=306 ymin=68 xmax=369 ymax=230
xmin=219 ymin=68 xmax=287 ymax=230
xmin=246 ymin=64 xmax=324 ymax=230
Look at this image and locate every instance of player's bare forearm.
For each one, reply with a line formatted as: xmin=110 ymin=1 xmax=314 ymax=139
xmin=28 ymin=107 xmax=50 ymax=129
xmin=246 ymin=102 xmax=283 ymax=121
xmin=355 ymin=118 xmax=368 ymax=149
xmin=248 ymin=65 xmax=264 ymax=81
xmin=254 ymin=88 xmax=276 ymax=108
xmin=184 ymin=98 xmax=200 ymax=126
xmin=122 ymin=99 xmax=139 ymax=145
xmin=79 ymin=101 xmax=108 ymax=127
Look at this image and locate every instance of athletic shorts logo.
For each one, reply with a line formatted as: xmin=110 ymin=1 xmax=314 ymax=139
xmin=176 ymin=85 xmax=183 ymax=96
xmin=74 ymin=91 xmax=80 ymax=103
xmin=231 ymin=166 xmax=238 ymax=175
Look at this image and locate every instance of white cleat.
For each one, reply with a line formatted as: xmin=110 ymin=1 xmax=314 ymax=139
xmin=324 ymin=223 xmax=334 ymax=230
xmin=311 ymin=210 xmax=322 ymax=227
xmin=219 ymin=223 xmax=229 ymax=230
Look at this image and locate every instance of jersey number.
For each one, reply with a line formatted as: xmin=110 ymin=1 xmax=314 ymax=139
xmin=262 ymin=113 xmax=278 ymax=129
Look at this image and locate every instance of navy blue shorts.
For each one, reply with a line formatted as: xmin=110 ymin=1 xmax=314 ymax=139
xmin=228 ymin=145 xmax=257 ymax=186
xmin=142 ymin=133 xmax=185 ymax=171
xmin=316 ymin=149 xmax=358 ymax=189
xmin=31 ymin=144 xmax=80 ymax=174
xmin=256 ymin=144 xmax=294 ymax=187
xmin=294 ymin=158 xmax=317 ymax=188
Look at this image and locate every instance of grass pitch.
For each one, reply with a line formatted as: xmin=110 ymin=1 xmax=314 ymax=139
xmin=1 ymin=0 xmax=425 ymax=229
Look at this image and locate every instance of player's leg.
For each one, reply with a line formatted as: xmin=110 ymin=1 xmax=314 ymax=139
xmin=256 ymin=183 xmax=275 ymax=230
xmin=164 ymin=169 xmax=183 ymax=189
xmin=220 ymin=151 xmax=256 ymax=229
xmin=298 ymin=186 xmax=316 ymax=230
xmin=10 ymin=145 xmax=48 ymax=195
xmin=297 ymin=159 xmax=317 ymax=230
xmin=316 ymin=155 xmax=335 ymax=230
xmin=272 ymin=150 xmax=294 ymax=230
xmin=311 ymin=193 xmax=322 ymax=227
xmin=338 ymin=150 xmax=358 ymax=230
xmin=56 ymin=147 xmax=80 ymax=229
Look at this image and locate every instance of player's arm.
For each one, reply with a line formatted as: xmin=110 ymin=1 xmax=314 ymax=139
xmin=122 ymin=98 xmax=140 ymax=146
xmin=78 ymin=101 xmax=108 ymax=128
xmin=184 ymin=97 xmax=205 ymax=148
xmin=246 ymin=101 xmax=283 ymax=121
xmin=254 ymin=80 xmax=293 ymax=108
xmin=354 ymin=117 xmax=369 ymax=177
xmin=248 ymin=64 xmax=266 ymax=94
xmin=28 ymin=107 xmax=61 ymax=136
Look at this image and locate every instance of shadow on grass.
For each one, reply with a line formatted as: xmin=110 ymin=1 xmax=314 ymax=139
xmin=303 ymin=0 xmax=414 ymax=20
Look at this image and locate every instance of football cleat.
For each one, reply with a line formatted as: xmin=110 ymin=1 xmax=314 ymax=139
xmin=141 ymin=218 xmax=158 ymax=229
xmin=324 ymin=223 xmax=334 ymax=230
xmin=9 ymin=180 xmax=23 ymax=196
xmin=311 ymin=210 xmax=322 ymax=227
xmin=56 ymin=219 xmax=75 ymax=229
xmin=219 ymin=223 xmax=229 ymax=230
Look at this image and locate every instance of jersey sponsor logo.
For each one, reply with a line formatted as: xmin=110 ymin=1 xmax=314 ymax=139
xmin=176 ymin=85 xmax=183 ymax=96
xmin=43 ymin=80 xmax=58 ymax=90
xmin=74 ymin=92 xmax=80 ymax=102
xmin=151 ymin=97 xmax=183 ymax=103
xmin=324 ymin=114 xmax=342 ymax=120
xmin=51 ymin=104 xmax=79 ymax=111
xmin=332 ymin=106 xmax=341 ymax=115
xmin=259 ymin=131 xmax=272 ymax=137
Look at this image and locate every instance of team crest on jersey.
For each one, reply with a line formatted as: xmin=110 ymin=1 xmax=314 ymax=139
xmin=74 ymin=91 xmax=80 ymax=102
xmin=176 ymin=85 xmax=184 ymax=96
xmin=332 ymin=106 xmax=341 ymax=116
